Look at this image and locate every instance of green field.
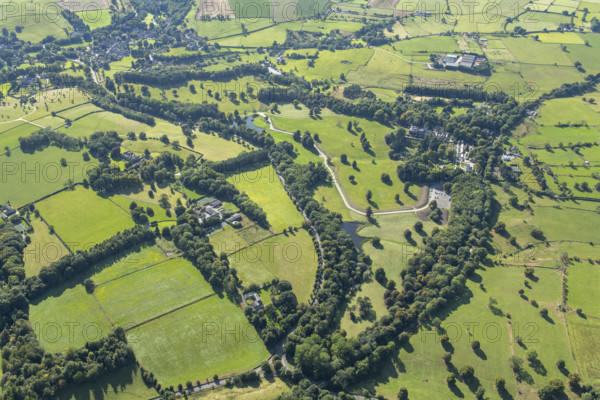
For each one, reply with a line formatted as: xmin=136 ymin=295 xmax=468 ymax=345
xmin=229 ymin=229 xmax=318 ymax=302
xmin=130 ymin=295 xmax=269 ymax=387
xmin=23 ymin=217 xmax=70 ymax=277
xmin=567 ymin=262 xmax=600 ymax=317
xmin=268 ymin=109 xmax=423 ymax=210
xmin=35 ymin=186 xmax=135 ymax=248
xmin=0 ymin=147 xmax=98 ymax=207
xmin=568 ymin=314 xmax=600 ymax=383
xmin=94 ymin=257 xmax=214 ymax=326
xmin=227 ymin=164 xmax=305 ymax=231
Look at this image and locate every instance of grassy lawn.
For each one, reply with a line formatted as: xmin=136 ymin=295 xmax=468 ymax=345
xmin=229 ymin=229 xmax=318 ymax=302
xmin=23 ymin=217 xmax=70 ymax=277
xmin=130 ymin=295 xmax=269 ymax=387
xmin=227 ymin=164 xmax=304 ymax=231
xmin=0 ymin=147 xmax=98 ymax=207
xmin=35 ymin=186 xmax=135 ymax=248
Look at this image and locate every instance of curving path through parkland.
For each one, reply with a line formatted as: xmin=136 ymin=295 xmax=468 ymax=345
xmin=257 ymin=113 xmax=431 ymax=216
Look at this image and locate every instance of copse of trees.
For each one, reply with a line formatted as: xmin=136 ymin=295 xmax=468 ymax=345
xmin=19 ymin=127 xmax=83 ymax=153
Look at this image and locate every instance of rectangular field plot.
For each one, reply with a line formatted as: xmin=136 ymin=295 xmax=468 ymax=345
xmin=95 ymin=257 xmax=214 ymax=326
xmin=227 ymin=165 xmax=304 ymax=231
xmin=568 ymin=262 xmax=600 ymax=317
xmin=130 ymin=295 xmax=269 ymax=387
xmin=36 ymin=186 xmax=135 ymax=247
xmin=229 ymin=229 xmax=318 ymax=302
xmin=520 ymin=126 xmax=600 ymax=148
xmin=30 ymin=284 xmax=113 ymax=353
xmin=536 ymin=97 xmax=600 ymax=126
xmin=0 ymin=147 xmax=98 ymax=207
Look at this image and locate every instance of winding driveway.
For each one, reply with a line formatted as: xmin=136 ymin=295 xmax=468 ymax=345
xmin=257 ymin=113 xmax=431 ymax=216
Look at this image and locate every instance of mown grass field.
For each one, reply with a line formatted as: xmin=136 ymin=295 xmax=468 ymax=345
xmin=279 ymin=48 xmax=374 ymax=81
xmin=229 ymin=229 xmax=318 ymax=302
xmin=35 ymin=186 xmax=135 ymax=247
xmin=227 ymin=164 xmax=305 ymax=231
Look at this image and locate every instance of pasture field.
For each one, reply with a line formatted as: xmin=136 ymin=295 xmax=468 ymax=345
xmin=518 ymin=125 xmax=600 ymax=148
xmin=0 ymin=122 xmax=39 ymax=152
xmin=536 ymin=97 xmax=600 ymax=126
xmin=30 ymin=283 xmax=113 ymax=352
xmin=109 ymin=193 xmax=177 ymax=223
xmin=268 ymin=110 xmax=423 ymax=210
xmin=94 ymin=257 xmax=214 ymax=326
xmin=567 ymin=314 xmax=600 ymax=383
xmin=567 ymin=262 xmax=600 ymax=317
xmin=210 ymin=220 xmax=273 ymax=254
xmin=193 ymin=133 xmax=255 ymax=160
xmin=501 ymin=36 xmax=574 ymax=65
xmin=215 ymin=23 xmax=297 ymax=47
xmin=130 ymin=295 xmax=269 ymax=387
xmin=23 ymin=217 xmax=70 ymax=277
xmin=77 ymin=9 xmax=112 ymax=29
xmin=279 ymin=48 xmax=374 ymax=81
xmin=35 ymin=186 xmax=135 ymax=247
xmin=227 ymin=164 xmax=305 ymax=231
xmin=228 ymin=229 xmax=318 ymax=302
xmin=505 ymin=11 xmax=572 ymax=32
xmin=0 ymin=147 xmax=97 ymax=207
xmin=352 ymin=265 xmax=572 ymax=400
xmin=57 ymin=364 xmax=157 ymax=400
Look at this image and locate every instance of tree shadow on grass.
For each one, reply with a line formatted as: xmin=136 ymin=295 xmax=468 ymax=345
xmin=474 ymin=348 xmax=487 ymax=360
xmin=529 ymin=359 xmax=547 ymax=376
xmin=447 ymin=382 xmax=464 ymax=398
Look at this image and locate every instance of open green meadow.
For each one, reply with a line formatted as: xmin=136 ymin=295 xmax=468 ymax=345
xmin=130 ymin=295 xmax=269 ymax=387
xmin=0 ymin=147 xmax=97 ymax=207
xmin=228 ymin=229 xmax=318 ymax=302
xmin=227 ymin=164 xmax=305 ymax=231
xmin=35 ymin=186 xmax=135 ymax=247
xmin=279 ymin=48 xmax=374 ymax=81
